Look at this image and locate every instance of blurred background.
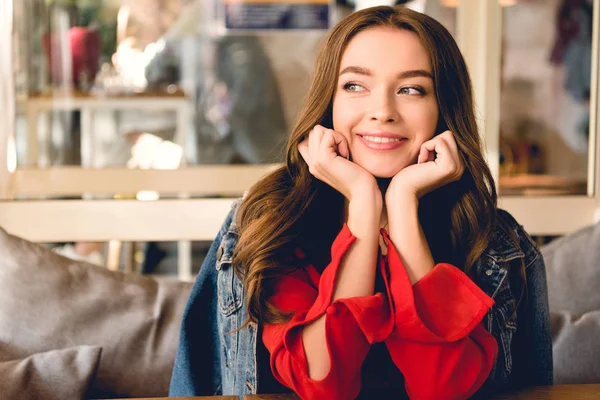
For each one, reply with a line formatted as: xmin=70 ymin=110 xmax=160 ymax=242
xmin=0 ymin=0 xmax=597 ymax=279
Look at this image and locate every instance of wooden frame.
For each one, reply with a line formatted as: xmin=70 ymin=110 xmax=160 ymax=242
xmin=0 ymin=0 xmax=15 ymax=199
xmin=0 ymin=198 xmax=235 ymax=242
xmin=9 ymin=165 xmax=278 ymax=197
xmin=457 ymin=0 xmax=502 ymax=184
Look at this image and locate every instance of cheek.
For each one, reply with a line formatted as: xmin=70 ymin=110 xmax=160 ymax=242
xmin=410 ymin=102 xmax=439 ymax=140
xmin=332 ymin=97 xmax=360 ymax=131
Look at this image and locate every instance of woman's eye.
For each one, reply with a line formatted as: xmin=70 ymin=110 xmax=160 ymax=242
xmin=399 ymin=87 xmax=424 ymax=95
xmin=343 ymin=83 xmax=365 ymax=92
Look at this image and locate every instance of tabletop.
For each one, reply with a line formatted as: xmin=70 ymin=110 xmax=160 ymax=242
xmin=115 ymin=385 xmax=600 ymax=400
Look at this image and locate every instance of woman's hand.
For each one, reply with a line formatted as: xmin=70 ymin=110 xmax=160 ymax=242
xmin=384 ymin=131 xmax=463 ymax=285
xmin=299 ymin=125 xmax=382 ymax=237
xmin=386 ymin=130 xmax=464 ymax=204
xmin=298 ymin=125 xmax=379 ymax=202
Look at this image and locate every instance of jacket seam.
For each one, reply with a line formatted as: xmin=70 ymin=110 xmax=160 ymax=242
xmin=524 ymin=250 xmax=541 ymax=270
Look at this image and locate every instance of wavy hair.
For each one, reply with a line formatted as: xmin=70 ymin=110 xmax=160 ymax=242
xmin=234 ymin=6 xmax=516 ymax=325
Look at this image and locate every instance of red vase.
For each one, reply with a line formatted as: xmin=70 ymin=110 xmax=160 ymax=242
xmin=43 ymin=27 xmax=101 ymax=88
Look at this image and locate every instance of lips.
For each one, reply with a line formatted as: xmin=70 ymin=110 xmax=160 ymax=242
xmin=356 ymin=132 xmax=408 ymax=151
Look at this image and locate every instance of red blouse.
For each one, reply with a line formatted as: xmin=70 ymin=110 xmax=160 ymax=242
xmin=262 ymin=224 xmax=498 ymax=400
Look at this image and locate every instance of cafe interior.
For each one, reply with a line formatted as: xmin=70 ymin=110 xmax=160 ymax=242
xmin=0 ymin=0 xmax=599 ymax=398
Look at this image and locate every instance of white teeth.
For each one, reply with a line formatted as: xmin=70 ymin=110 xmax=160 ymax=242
xmin=362 ymin=135 xmax=404 ymax=143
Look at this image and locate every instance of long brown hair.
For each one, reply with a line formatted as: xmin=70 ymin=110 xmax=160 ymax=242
xmin=235 ymin=6 xmax=509 ymax=325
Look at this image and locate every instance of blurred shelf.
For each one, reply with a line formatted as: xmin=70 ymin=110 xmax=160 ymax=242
xmin=499 ymin=174 xmax=587 ymax=196
xmin=28 ymin=87 xmax=186 ymax=99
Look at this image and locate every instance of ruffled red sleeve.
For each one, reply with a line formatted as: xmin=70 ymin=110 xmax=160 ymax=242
xmin=382 ymin=230 xmax=498 ymax=400
xmin=263 ymin=226 xmax=499 ymax=400
xmin=262 ymin=224 xmax=394 ymax=400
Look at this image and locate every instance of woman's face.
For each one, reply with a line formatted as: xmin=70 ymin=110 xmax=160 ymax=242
xmin=332 ymin=27 xmax=439 ymax=178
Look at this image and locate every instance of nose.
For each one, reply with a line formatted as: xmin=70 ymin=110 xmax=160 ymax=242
xmin=369 ymin=91 xmax=399 ymax=124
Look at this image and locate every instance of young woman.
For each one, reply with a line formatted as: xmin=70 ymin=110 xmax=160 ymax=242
xmin=170 ymin=6 xmax=553 ymax=399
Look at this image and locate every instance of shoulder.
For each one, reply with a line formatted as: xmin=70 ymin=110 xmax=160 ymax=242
xmin=485 ymin=209 xmax=541 ymax=269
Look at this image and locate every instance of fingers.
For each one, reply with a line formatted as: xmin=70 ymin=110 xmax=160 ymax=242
xmin=438 ymin=131 xmax=464 ymax=176
xmin=301 ymin=125 xmax=349 ymax=167
xmin=419 ymin=131 xmax=464 ymax=179
xmin=319 ymin=128 xmax=350 ymax=163
xmin=419 ymin=135 xmax=446 ymax=164
xmin=331 ymin=130 xmax=350 ymax=159
xmin=418 ymin=144 xmax=434 ymax=164
xmin=420 ymin=131 xmax=457 ymax=162
xmin=297 ymin=125 xmax=360 ymax=198
xmin=440 ymin=130 xmax=459 ymax=156
xmin=308 ymin=125 xmax=325 ymax=165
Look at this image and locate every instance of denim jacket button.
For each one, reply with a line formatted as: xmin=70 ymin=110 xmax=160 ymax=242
xmin=485 ymin=269 xmax=493 ymax=276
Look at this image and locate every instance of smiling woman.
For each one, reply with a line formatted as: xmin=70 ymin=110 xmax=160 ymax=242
xmin=171 ymin=5 xmax=553 ymax=399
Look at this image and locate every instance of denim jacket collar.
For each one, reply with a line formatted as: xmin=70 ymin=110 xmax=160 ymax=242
xmin=475 ymin=222 xmax=525 ymax=301
xmin=484 ymin=225 xmax=525 ymax=264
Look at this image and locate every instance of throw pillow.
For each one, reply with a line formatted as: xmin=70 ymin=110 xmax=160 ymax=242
xmin=0 ymin=346 xmax=101 ymax=400
xmin=0 ymin=227 xmax=193 ymax=398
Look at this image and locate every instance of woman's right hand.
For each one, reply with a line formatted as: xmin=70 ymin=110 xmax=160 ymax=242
xmin=298 ymin=125 xmax=379 ymax=202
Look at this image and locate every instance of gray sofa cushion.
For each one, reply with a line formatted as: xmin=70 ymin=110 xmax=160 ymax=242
xmin=0 ymin=346 xmax=101 ymax=400
xmin=0 ymin=227 xmax=194 ymax=398
xmin=542 ymin=223 xmax=600 ymax=315
xmin=551 ymin=310 xmax=600 ymax=384
xmin=541 ymin=223 xmax=600 ymax=384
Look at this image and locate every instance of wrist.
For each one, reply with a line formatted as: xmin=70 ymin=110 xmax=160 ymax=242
xmin=347 ymin=191 xmax=382 ymax=239
xmin=386 ymin=189 xmax=419 ymax=211
xmin=386 ymin=192 xmax=419 ymax=232
xmin=386 ymin=177 xmax=419 ymax=203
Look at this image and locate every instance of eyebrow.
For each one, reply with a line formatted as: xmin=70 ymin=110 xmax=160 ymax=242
xmin=339 ymin=66 xmax=433 ymax=80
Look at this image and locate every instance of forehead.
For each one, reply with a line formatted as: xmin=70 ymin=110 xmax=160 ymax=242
xmin=339 ymin=27 xmax=431 ymax=73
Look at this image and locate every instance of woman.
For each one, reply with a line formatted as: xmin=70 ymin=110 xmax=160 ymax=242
xmin=170 ymin=6 xmax=553 ymax=399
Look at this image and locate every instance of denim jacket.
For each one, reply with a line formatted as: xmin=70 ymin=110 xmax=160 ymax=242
xmin=169 ymin=199 xmax=553 ymax=398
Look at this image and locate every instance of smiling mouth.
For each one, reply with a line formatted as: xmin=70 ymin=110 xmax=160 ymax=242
xmin=359 ymin=135 xmax=406 ymax=144
xmin=355 ymin=133 xmax=408 ymax=151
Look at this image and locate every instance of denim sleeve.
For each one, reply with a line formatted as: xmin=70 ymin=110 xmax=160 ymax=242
xmin=474 ymin=252 xmax=554 ymax=399
xmin=169 ymin=203 xmax=237 ymax=396
xmin=511 ymin=252 xmax=554 ymax=387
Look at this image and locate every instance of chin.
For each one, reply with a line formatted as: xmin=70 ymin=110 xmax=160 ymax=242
xmin=362 ymin=164 xmax=403 ymax=179
xmin=354 ymin=154 xmax=411 ymax=179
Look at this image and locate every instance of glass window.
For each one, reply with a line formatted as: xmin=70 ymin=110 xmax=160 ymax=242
xmin=499 ymin=0 xmax=593 ymax=196
xmin=13 ymin=0 xmax=329 ymax=171
xmin=10 ymin=0 xmax=456 ymax=199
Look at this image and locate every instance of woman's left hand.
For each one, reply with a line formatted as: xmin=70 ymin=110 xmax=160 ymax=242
xmin=386 ymin=130 xmax=465 ymax=203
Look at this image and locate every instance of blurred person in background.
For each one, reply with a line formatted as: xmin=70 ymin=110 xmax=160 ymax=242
xmin=112 ymin=0 xmax=288 ymax=165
